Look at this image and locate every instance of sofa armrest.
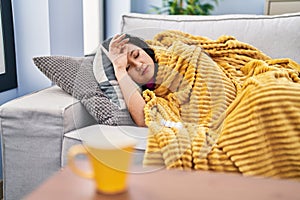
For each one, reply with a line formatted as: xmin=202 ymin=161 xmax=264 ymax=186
xmin=0 ymin=85 xmax=97 ymax=200
xmin=0 ymin=85 xmax=97 ymax=133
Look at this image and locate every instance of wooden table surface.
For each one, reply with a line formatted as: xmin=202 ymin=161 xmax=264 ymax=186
xmin=24 ymin=165 xmax=300 ymax=200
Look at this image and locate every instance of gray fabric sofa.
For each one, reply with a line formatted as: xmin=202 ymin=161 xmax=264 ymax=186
xmin=1 ymin=86 xmax=97 ymax=200
xmin=1 ymin=12 xmax=300 ymax=200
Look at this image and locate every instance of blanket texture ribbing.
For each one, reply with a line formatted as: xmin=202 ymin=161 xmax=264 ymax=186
xmin=142 ymin=30 xmax=300 ymax=180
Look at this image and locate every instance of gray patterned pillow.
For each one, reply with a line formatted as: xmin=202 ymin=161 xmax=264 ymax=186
xmin=33 ymin=55 xmax=135 ymax=126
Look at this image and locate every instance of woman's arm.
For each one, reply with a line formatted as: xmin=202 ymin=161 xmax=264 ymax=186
xmin=108 ymin=34 xmax=146 ymax=127
xmin=115 ymin=72 xmax=146 ymax=127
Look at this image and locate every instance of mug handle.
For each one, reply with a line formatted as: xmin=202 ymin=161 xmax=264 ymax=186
xmin=67 ymin=144 xmax=94 ymax=179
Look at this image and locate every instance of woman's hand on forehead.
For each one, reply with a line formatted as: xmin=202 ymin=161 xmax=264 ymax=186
xmin=111 ymin=34 xmax=129 ymax=51
xmin=108 ymin=34 xmax=130 ymax=76
xmin=108 ymin=34 xmax=130 ymax=60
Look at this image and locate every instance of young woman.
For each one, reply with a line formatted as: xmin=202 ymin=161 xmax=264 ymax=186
xmin=108 ymin=33 xmax=157 ymax=127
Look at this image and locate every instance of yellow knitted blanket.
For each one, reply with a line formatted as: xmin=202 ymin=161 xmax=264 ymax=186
xmin=142 ymin=30 xmax=300 ymax=180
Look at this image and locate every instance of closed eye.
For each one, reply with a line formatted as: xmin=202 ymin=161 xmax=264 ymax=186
xmin=131 ymin=49 xmax=139 ymax=59
xmin=134 ymin=50 xmax=139 ymax=58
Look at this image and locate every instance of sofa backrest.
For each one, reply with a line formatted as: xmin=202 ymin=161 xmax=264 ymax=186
xmin=121 ymin=12 xmax=300 ymax=63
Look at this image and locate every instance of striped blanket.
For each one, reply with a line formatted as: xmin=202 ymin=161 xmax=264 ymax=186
xmin=142 ymin=30 xmax=300 ymax=180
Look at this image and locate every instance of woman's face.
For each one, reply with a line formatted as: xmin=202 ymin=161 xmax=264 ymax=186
xmin=126 ymin=43 xmax=155 ymax=85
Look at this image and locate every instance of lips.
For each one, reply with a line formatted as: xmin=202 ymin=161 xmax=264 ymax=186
xmin=141 ymin=65 xmax=148 ymax=76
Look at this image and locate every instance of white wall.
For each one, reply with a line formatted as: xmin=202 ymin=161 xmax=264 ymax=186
xmin=212 ymin=0 xmax=265 ymax=15
xmin=12 ymin=0 xmax=52 ymax=98
xmin=131 ymin=0 xmax=266 ymax=15
xmin=83 ymin=0 xmax=104 ymax=55
xmin=0 ymin=0 xmax=84 ymax=105
xmin=49 ymin=0 xmax=84 ymax=56
xmin=131 ymin=0 xmax=161 ymax=14
xmin=105 ymin=0 xmax=131 ymax=38
xmin=0 ymin=0 xmax=50 ymax=105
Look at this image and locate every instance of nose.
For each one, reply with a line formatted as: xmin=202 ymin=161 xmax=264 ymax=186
xmin=130 ymin=60 xmax=142 ymax=71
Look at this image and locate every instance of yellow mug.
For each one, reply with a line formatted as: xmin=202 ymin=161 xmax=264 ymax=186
xmin=67 ymin=126 xmax=137 ymax=194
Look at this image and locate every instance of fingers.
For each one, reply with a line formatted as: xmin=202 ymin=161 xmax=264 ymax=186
xmin=109 ymin=34 xmax=130 ymax=60
xmin=111 ymin=34 xmax=129 ymax=48
xmin=108 ymin=33 xmax=130 ymax=66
